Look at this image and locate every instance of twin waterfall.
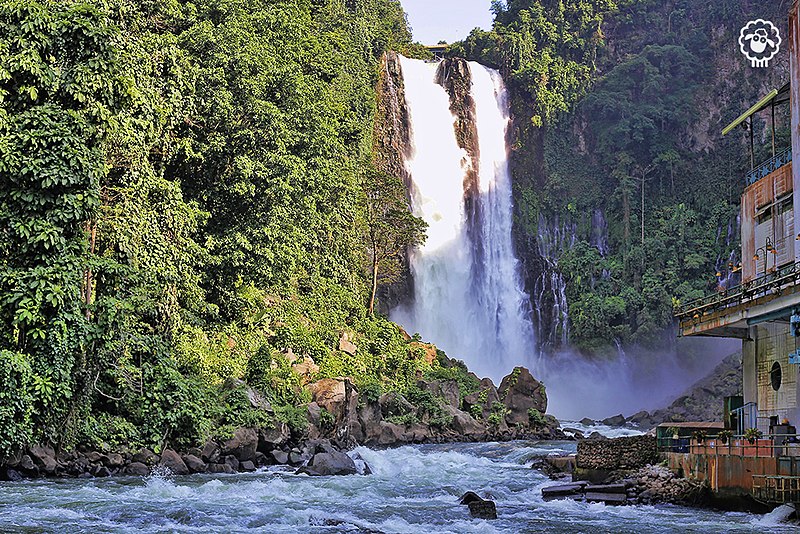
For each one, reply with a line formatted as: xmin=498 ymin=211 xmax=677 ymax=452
xmin=390 ymin=56 xmax=536 ymax=381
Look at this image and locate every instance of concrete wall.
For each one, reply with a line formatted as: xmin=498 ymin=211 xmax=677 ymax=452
xmin=667 ymin=452 xmax=777 ymax=496
xmin=752 ymin=323 xmax=799 ymax=431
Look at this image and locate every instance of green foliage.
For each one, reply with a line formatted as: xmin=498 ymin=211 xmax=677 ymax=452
xmin=527 ymin=408 xmax=546 ymax=427
xmin=0 ymin=351 xmax=35 ymax=458
xmin=274 ymin=404 xmax=309 ymax=433
xmin=318 ymin=407 xmax=335 ymax=431
xmin=487 ymin=401 xmax=509 ymax=427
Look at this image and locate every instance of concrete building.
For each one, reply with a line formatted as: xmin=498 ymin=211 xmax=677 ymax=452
xmin=672 ymin=1 xmax=800 ymax=504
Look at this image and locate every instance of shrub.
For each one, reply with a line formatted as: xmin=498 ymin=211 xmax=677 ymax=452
xmin=0 ymin=351 xmax=35 ymax=458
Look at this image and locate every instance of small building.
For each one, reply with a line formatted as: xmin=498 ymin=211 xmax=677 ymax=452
xmin=672 ymin=1 xmax=800 ymax=505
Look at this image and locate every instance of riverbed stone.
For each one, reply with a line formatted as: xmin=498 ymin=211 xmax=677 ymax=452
xmin=159 ymin=449 xmax=189 ymax=475
xmin=301 ymin=451 xmax=357 ymax=476
xmin=126 ymin=462 xmax=150 ymax=476
xmin=28 ymin=445 xmax=57 ymax=475
xmin=271 ymin=450 xmax=289 ymax=465
xmin=202 ymin=440 xmax=221 ymax=463
xmin=259 ymin=422 xmax=290 ymax=450
xmin=183 ymin=454 xmax=207 ymax=473
xmin=208 ymin=463 xmax=235 ymax=474
xmin=601 ymin=414 xmax=626 ymax=427
xmin=133 ymin=448 xmax=158 ymax=466
xmin=240 ymin=460 xmax=256 ymax=472
xmin=222 ymin=427 xmax=258 ymax=462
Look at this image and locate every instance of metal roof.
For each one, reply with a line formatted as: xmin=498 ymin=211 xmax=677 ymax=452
xmin=722 ymin=82 xmax=791 ymax=135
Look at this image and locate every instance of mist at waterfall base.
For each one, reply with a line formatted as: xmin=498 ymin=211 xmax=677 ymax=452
xmin=540 ymin=337 xmax=739 ymax=420
xmin=388 ymin=55 xmax=739 ymax=423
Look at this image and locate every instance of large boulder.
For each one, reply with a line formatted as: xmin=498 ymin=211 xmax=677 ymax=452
xmin=357 ymin=400 xmax=383 ymax=443
xmin=28 ymin=445 xmax=57 ymax=475
xmin=443 ymin=405 xmax=485 ymax=437
xmin=499 ymin=367 xmax=547 ymax=425
xmin=308 ymin=378 xmax=362 ymax=445
xmin=602 ymin=414 xmax=626 ymax=427
xmin=183 ymin=454 xmax=207 ymax=473
xmin=159 ymin=449 xmax=189 ymax=475
xmin=222 ymin=427 xmax=258 ymax=462
xmin=302 ymin=451 xmax=357 ymax=476
xmin=378 ymin=392 xmax=415 ymax=419
xmin=259 ymin=422 xmax=291 ymax=450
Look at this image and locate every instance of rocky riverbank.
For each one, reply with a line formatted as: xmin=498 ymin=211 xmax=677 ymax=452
xmin=0 ymin=364 xmax=564 ymax=481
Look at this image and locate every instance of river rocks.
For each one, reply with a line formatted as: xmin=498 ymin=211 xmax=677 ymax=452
xmin=419 ymin=379 xmax=460 ymax=409
xmin=28 ymin=445 xmax=57 ymax=475
xmin=159 ymin=449 xmax=189 ymax=475
xmin=133 ymin=449 xmax=158 ymax=466
xmin=379 ymin=392 xmax=415 ymax=418
xmin=201 ymin=441 xmax=221 ymax=463
xmin=222 ymin=428 xmax=258 ymax=462
xmin=459 ymin=491 xmax=497 ymax=519
xmin=269 ymin=449 xmax=288 ymax=464
xmin=126 ymin=462 xmax=150 ymax=476
xmin=623 ymin=465 xmax=709 ymax=505
xmin=259 ymin=422 xmax=291 ymax=449
xmin=444 ymin=405 xmax=485 ymax=437
xmin=183 ymin=454 xmax=207 ymax=473
xmin=338 ymin=332 xmax=357 ymax=355
xmin=601 ymin=414 xmax=626 ymax=427
xmin=298 ymin=451 xmax=357 ymax=476
xmin=499 ymin=367 xmax=546 ymax=425
xmin=463 ymin=378 xmax=501 ymax=421
xmin=579 ymin=418 xmax=595 ymax=426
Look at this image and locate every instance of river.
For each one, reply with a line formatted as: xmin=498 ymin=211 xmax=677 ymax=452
xmin=0 ymin=440 xmax=791 ymax=533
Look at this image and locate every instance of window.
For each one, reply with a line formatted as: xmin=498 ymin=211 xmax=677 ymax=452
xmin=770 ymin=361 xmax=782 ymax=391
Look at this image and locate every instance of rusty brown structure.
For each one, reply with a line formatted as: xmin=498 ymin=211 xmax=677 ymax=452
xmin=670 ymin=2 xmax=800 ymax=505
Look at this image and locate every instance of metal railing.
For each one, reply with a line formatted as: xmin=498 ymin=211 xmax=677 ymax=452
xmin=752 ymin=475 xmax=800 ymax=504
xmin=675 ymin=260 xmax=800 ymax=321
xmin=745 ymin=146 xmax=793 ymax=186
xmin=659 ymin=433 xmax=800 ymax=457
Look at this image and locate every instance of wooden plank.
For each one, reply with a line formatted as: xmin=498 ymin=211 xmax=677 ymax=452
xmin=585 ymin=484 xmax=627 ymax=494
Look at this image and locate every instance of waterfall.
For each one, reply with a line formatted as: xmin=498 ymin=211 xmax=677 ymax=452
xmin=390 ymin=56 xmax=536 ymax=381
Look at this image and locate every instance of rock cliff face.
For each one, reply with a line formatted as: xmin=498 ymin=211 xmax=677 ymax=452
xmin=625 ymin=352 xmax=742 ymax=429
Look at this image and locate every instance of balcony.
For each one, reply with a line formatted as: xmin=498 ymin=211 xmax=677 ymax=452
xmin=675 ymin=260 xmax=800 ymax=337
xmin=746 ymin=146 xmax=793 ymax=186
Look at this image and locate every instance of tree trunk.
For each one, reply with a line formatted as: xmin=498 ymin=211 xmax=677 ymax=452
xmin=368 ymin=256 xmax=379 ymax=316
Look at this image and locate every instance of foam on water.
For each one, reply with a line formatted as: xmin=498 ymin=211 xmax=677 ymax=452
xmin=0 ymin=441 xmax=789 ymax=533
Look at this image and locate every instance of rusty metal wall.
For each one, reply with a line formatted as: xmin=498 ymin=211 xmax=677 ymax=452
xmin=790 ymin=0 xmax=800 ymax=262
xmin=667 ymin=452 xmax=779 ymax=494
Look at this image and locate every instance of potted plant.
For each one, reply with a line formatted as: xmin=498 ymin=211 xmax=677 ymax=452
xmin=744 ymin=427 xmax=763 ymax=444
xmin=718 ymin=430 xmax=733 ymax=445
xmin=692 ymin=429 xmax=708 ymax=443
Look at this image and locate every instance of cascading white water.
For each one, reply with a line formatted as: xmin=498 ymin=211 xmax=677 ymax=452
xmin=391 ymin=56 xmax=536 ymax=381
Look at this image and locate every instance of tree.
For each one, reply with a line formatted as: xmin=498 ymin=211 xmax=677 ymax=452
xmin=364 ymin=171 xmax=426 ymax=316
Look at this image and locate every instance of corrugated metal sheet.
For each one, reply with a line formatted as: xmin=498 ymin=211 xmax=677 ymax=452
xmin=790 ymin=0 xmax=800 ymax=263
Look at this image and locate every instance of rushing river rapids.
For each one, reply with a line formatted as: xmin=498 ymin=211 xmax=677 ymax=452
xmin=0 ymin=441 xmax=790 ymax=533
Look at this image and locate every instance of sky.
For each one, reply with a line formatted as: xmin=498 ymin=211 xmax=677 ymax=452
xmin=401 ymin=0 xmax=494 ymax=45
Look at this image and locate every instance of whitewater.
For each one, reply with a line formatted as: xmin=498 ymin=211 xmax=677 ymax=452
xmin=0 ymin=441 xmax=785 ymax=533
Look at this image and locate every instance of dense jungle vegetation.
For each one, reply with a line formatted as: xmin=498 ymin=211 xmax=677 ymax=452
xmin=0 ymin=0 xmax=447 ymax=456
xmin=457 ymin=0 xmax=791 ymax=354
